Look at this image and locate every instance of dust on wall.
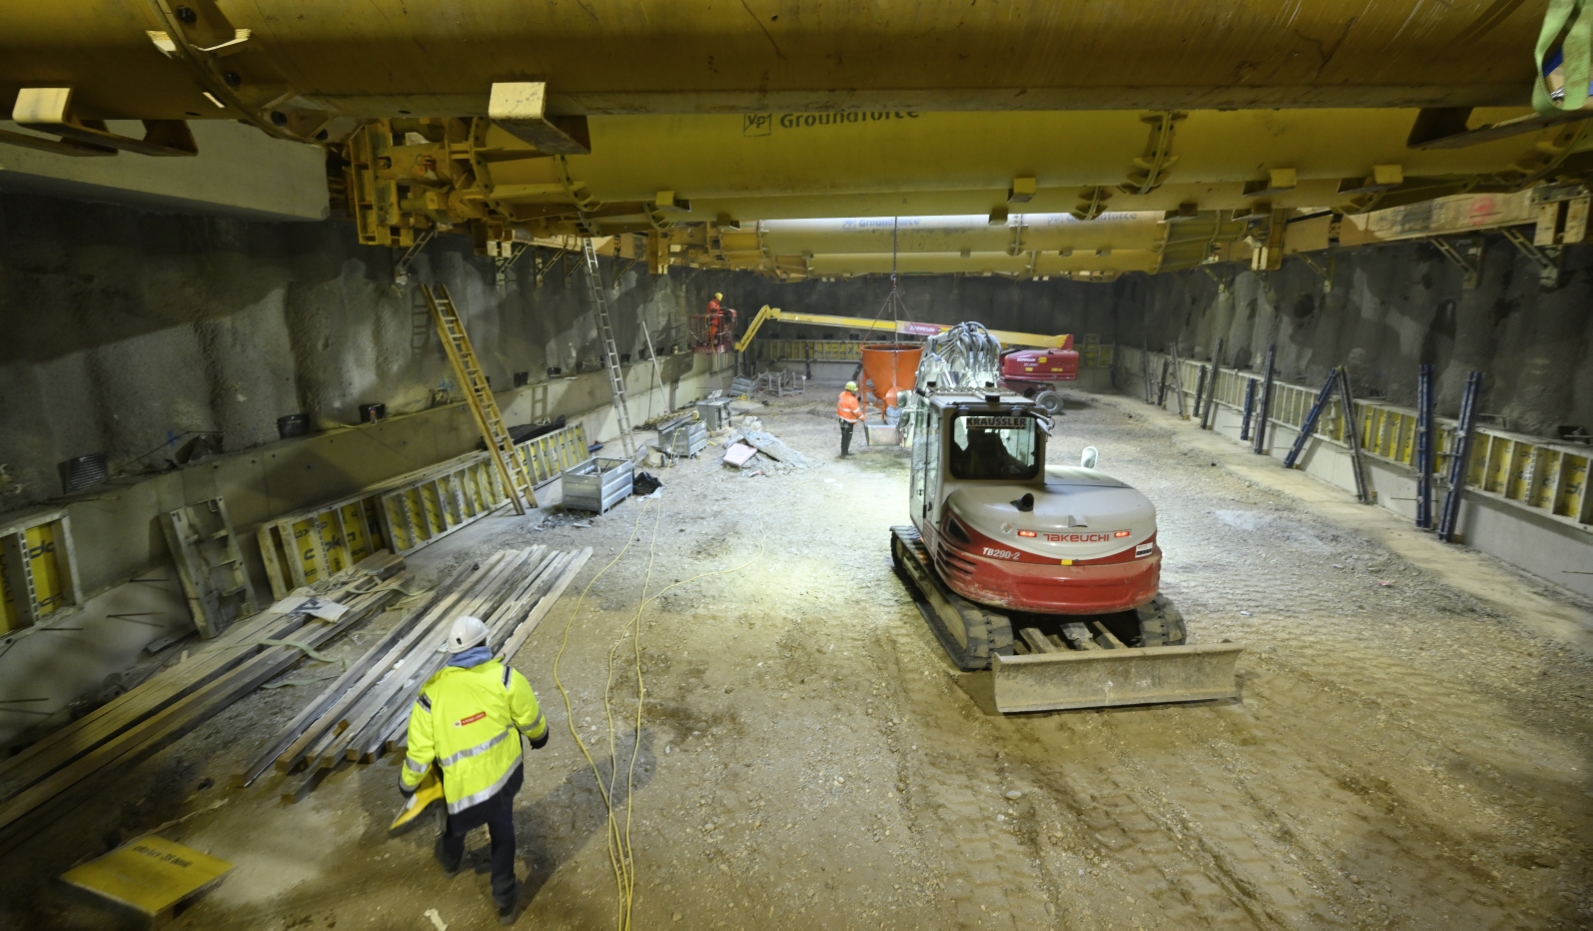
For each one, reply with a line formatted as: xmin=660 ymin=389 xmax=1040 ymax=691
xmin=1114 ymin=238 xmax=1593 ymax=436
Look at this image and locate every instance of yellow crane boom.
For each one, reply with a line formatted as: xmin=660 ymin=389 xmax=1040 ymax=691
xmin=732 ymin=305 xmax=1071 ymax=354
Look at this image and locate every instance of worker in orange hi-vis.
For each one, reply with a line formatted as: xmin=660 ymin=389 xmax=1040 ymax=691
xmin=837 ymin=380 xmax=863 ymax=457
xmin=706 ymin=292 xmax=725 ymax=349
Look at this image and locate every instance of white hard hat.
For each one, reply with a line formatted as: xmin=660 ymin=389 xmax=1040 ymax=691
xmin=439 ymin=615 xmax=489 ymax=653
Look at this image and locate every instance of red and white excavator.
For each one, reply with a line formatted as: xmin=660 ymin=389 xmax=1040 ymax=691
xmin=890 ymin=323 xmax=1242 ymax=712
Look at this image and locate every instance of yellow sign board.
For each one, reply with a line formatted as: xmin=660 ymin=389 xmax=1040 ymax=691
xmin=61 ymin=835 xmax=232 ymax=918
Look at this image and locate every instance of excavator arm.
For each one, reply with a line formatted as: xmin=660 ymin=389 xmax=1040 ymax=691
xmin=733 ymin=305 xmax=1071 ymax=354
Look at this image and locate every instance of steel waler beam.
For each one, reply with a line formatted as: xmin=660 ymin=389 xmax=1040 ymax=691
xmin=1337 ymin=366 xmax=1372 ymax=504
xmin=1438 ymin=371 xmax=1484 ymax=541
xmin=1239 ymin=379 xmax=1258 ymax=441
xmin=1168 ymin=343 xmax=1187 ymax=418
xmin=1141 ymin=338 xmax=1153 ymax=404
xmin=1252 ymin=343 xmax=1277 ymax=454
xmin=1201 ymin=338 xmax=1225 ymax=430
xmin=1416 ymin=363 xmax=1435 ymax=529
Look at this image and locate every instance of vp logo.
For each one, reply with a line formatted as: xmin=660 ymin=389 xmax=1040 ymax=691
xmin=743 ymin=113 xmax=772 ymax=137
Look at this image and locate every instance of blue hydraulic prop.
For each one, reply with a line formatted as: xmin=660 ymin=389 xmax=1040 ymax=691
xmin=1416 ymin=364 xmax=1435 ymax=529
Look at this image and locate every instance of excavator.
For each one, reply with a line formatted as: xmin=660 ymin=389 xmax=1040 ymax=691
xmin=733 ymin=305 xmax=1080 ymax=414
xmin=890 ymin=324 xmax=1242 ymax=712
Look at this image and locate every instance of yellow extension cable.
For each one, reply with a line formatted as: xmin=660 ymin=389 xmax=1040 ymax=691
xmin=550 ymin=477 xmax=809 ymax=930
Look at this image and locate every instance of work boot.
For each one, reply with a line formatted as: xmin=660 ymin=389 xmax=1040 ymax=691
xmin=496 ymin=890 xmax=519 ymax=925
xmin=434 ymin=837 xmax=461 ymax=876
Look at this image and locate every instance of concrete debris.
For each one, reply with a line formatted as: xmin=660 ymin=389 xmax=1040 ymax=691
xmin=723 ymin=443 xmax=758 ymax=468
xmin=1004 ymin=790 xmax=1024 ymax=800
xmin=424 ymin=908 xmax=448 ymax=930
xmin=724 ymin=426 xmax=813 ymax=469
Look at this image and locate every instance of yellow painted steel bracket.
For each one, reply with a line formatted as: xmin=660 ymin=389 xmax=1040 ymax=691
xmin=139 ymin=0 xmax=363 ymax=147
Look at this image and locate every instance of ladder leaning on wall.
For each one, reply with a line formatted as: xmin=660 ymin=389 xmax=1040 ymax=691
xmin=581 ymin=237 xmax=637 ymax=458
xmin=422 ymin=283 xmax=534 ymax=514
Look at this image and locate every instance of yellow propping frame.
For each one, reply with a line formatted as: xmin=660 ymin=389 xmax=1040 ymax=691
xmin=733 ymin=305 xmax=1070 ymax=353
xmin=422 ymin=284 xmax=535 ymax=515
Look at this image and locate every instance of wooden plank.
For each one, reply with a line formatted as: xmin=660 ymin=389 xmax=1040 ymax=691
xmin=270 ymin=555 xmax=505 ymax=774
xmin=345 ymin=548 xmax=560 ymax=766
xmin=1019 ymin=627 xmax=1058 ymax=654
xmin=0 ymin=556 xmax=400 ymax=801
xmin=257 ymin=524 xmax=291 ymax=602
xmin=0 ymin=583 xmax=402 ymax=846
xmin=230 ymin=561 xmax=474 ymax=788
xmin=1089 ymin=621 xmax=1127 ymax=649
xmin=320 ymin=552 xmax=533 ymax=766
xmin=498 ymin=548 xmax=592 ymax=664
xmin=160 ymin=507 xmax=219 ymax=639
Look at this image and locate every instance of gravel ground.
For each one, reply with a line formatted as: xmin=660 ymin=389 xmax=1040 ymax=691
xmin=6 ymin=387 xmax=1592 ymax=930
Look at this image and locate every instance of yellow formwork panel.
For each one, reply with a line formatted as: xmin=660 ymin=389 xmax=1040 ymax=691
xmin=24 ymin=524 xmax=65 ymax=616
xmin=1558 ymin=454 xmax=1589 ymax=520
xmin=1533 ymin=451 xmax=1562 ymax=511
xmin=1483 ymin=436 xmax=1513 ymax=494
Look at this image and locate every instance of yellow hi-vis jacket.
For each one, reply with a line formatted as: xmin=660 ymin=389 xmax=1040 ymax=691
xmin=400 ymin=659 xmax=547 ymax=814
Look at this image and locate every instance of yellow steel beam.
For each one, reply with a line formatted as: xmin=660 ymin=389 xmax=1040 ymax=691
xmin=0 ymin=2 xmax=1546 ymax=133
xmin=733 ymin=306 xmax=1069 ymax=353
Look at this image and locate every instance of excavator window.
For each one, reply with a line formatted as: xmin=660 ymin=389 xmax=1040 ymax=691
xmin=949 ymin=415 xmax=1039 ymax=481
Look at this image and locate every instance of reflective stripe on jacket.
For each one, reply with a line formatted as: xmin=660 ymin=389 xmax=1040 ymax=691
xmin=836 ymin=390 xmax=862 ymax=423
xmin=400 ymin=659 xmax=547 ymax=814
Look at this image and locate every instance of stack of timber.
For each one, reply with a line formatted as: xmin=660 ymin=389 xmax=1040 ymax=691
xmin=0 ymin=552 xmax=411 ymax=848
xmin=240 ymin=545 xmax=592 ymax=801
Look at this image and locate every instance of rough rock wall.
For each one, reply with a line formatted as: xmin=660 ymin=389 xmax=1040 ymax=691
xmin=0 ymin=192 xmax=738 ymax=508
xmin=1113 ymin=237 xmax=1593 ymax=433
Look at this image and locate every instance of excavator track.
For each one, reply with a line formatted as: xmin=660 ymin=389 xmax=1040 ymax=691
xmin=891 ymin=525 xmax=1013 ymax=670
xmin=891 ymin=526 xmax=1243 ymax=711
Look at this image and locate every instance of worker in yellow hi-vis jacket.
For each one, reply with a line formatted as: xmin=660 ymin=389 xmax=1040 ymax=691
xmin=401 ymin=615 xmax=549 ymax=925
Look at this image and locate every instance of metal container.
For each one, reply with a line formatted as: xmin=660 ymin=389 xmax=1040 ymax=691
xmin=660 ymin=420 xmax=708 ymax=457
xmin=692 ymin=398 xmax=734 ymax=431
xmin=561 ymin=457 xmax=634 ymax=514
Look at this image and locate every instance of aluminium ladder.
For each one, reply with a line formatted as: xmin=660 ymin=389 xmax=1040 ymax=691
xmin=581 ymin=238 xmax=636 ymax=458
xmin=422 ymin=283 xmax=534 ymax=514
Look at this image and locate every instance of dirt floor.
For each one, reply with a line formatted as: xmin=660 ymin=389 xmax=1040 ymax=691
xmin=5 ymin=387 xmax=1593 ymax=930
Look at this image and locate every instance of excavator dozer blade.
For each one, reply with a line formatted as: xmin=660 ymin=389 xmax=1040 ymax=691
xmin=993 ymin=643 xmax=1244 ymax=713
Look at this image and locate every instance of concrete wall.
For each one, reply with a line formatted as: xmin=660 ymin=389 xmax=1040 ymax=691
xmin=1114 ymin=236 xmax=1593 ymax=436
xmin=0 ymin=120 xmax=329 ymax=221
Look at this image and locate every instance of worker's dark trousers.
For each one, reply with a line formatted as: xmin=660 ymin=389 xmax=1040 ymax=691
xmin=839 ymin=419 xmax=855 ymax=456
xmin=441 ymin=765 xmax=522 ymax=907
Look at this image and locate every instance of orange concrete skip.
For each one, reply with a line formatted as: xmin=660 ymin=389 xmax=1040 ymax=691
xmin=992 ymin=643 xmax=1245 ymax=713
xmin=860 ymin=343 xmax=922 ymax=416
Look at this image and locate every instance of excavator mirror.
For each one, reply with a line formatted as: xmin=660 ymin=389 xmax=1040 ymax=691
xmin=1080 ymin=446 xmax=1099 ymax=469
